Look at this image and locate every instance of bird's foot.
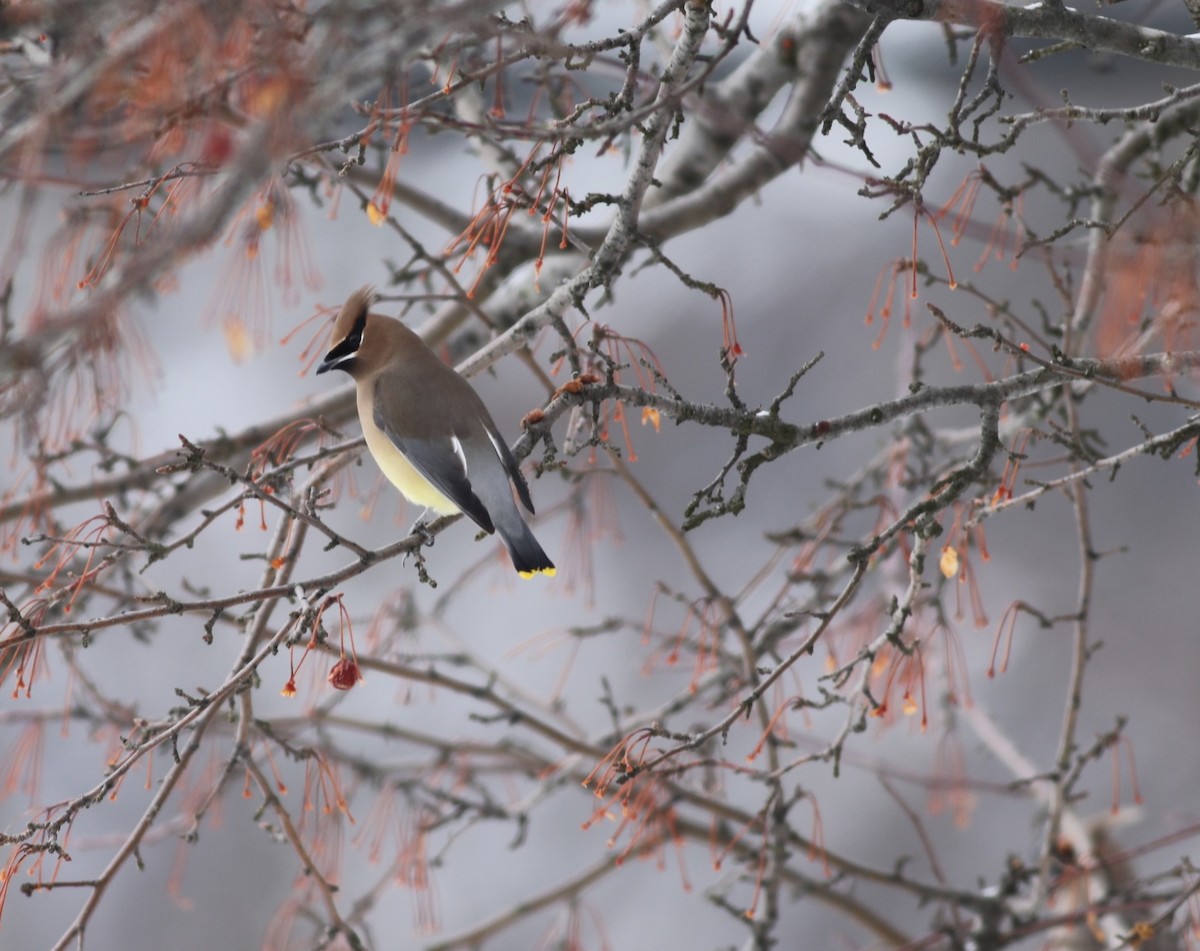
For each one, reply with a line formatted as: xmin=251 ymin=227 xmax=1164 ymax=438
xmin=408 ymin=516 xmax=436 ymax=549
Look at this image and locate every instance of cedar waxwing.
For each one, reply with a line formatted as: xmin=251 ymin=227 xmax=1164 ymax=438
xmin=316 ymin=287 xmax=555 ymax=578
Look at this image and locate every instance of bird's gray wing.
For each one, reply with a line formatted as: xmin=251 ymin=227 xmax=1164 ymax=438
xmin=371 ymin=387 xmax=495 ymax=534
xmin=479 ymin=415 xmax=535 ymax=514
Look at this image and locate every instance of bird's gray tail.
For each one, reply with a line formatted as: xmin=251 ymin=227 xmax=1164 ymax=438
xmin=494 ymin=508 xmax=555 ymax=578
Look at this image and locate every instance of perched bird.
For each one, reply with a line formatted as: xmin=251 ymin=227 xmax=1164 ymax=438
xmin=316 ymin=287 xmax=555 ymax=578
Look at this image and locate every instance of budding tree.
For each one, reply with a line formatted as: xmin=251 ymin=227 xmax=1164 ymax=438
xmin=2 ymin=1 xmax=1199 ymax=949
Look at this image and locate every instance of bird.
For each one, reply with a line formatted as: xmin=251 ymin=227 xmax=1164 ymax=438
xmin=316 ymin=287 xmax=555 ymax=578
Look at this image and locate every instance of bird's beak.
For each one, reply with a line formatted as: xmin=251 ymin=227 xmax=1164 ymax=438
xmin=316 ymin=344 xmax=356 ymax=376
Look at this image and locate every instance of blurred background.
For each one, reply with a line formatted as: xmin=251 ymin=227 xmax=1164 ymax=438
xmin=2 ymin=2 xmax=1199 ymax=949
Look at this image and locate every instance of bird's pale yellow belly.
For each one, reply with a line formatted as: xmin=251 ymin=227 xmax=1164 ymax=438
xmin=359 ymin=400 xmax=459 ymax=515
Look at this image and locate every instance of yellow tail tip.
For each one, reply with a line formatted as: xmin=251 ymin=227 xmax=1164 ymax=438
xmin=518 ymin=566 xmax=557 ymax=579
